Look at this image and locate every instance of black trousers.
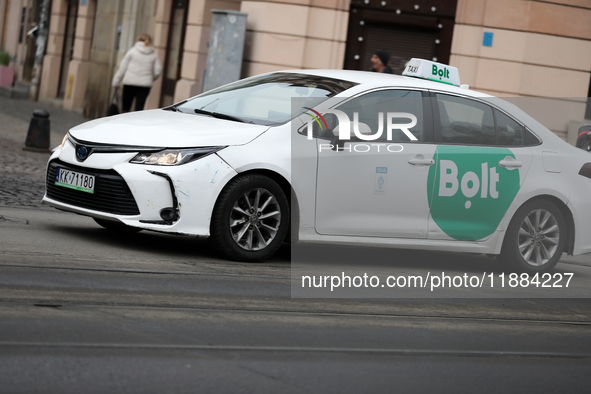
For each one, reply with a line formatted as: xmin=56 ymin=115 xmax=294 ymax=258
xmin=122 ymin=85 xmax=151 ymax=112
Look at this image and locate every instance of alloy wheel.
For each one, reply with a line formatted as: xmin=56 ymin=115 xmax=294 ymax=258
xmin=518 ymin=208 xmax=560 ymax=267
xmin=229 ymin=188 xmax=281 ymax=251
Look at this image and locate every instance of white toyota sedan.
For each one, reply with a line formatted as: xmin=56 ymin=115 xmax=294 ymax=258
xmin=43 ymin=59 xmax=591 ymax=273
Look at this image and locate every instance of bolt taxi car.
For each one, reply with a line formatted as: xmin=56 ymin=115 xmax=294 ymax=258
xmin=43 ymin=59 xmax=591 ymax=273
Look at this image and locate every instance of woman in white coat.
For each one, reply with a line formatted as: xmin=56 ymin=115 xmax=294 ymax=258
xmin=112 ymin=33 xmax=162 ymax=112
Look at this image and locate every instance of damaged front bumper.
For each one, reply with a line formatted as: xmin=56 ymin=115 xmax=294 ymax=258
xmin=42 ymin=141 xmax=237 ymax=237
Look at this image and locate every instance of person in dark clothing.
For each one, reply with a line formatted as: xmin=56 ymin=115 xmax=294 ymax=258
xmin=370 ymin=50 xmax=393 ymax=74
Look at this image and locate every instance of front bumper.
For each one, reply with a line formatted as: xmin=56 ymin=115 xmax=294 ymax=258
xmin=42 ymin=141 xmax=237 ymax=236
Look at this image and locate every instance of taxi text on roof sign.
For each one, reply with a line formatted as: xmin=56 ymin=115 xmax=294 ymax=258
xmin=402 ymin=58 xmax=461 ymax=87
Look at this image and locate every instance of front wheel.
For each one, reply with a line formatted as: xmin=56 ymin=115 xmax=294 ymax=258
xmin=210 ymin=174 xmax=289 ymax=262
xmin=499 ymin=200 xmax=566 ymax=273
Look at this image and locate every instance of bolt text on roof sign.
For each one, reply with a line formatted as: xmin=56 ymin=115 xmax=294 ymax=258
xmin=402 ymin=58 xmax=461 ymax=87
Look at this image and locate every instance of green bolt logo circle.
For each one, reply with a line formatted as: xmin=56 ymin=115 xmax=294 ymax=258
xmin=427 ymin=146 xmax=521 ymax=241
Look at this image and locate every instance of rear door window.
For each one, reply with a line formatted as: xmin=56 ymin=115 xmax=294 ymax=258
xmin=435 ymin=93 xmax=495 ymax=145
xmin=434 ymin=93 xmax=535 ymax=146
xmin=495 ymin=109 xmax=525 ymax=146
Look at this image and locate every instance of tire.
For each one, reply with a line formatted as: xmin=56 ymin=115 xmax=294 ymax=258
xmin=499 ymin=199 xmax=566 ymax=273
xmin=210 ymin=174 xmax=289 ymax=262
xmin=93 ymin=218 xmax=142 ymax=234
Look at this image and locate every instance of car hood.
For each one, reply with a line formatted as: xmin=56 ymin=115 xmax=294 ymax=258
xmin=69 ymin=109 xmax=270 ymax=147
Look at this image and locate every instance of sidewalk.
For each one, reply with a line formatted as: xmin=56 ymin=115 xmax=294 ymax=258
xmin=0 ymin=96 xmax=88 ymax=209
xmin=0 ymin=96 xmax=87 ymax=147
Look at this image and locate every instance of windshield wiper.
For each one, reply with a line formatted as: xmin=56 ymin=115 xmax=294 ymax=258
xmin=163 ymin=100 xmax=188 ymax=112
xmin=194 ymin=108 xmax=248 ymax=123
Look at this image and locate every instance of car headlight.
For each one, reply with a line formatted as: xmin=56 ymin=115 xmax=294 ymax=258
xmin=60 ymin=134 xmax=69 ymax=147
xmin=129 ymin=147 xmax=226 ymax=166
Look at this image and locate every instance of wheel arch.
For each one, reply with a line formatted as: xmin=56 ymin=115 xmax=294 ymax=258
xmin=506 ymin=194 xmax=575 ymax=255
xmin=213 ymin=168 xmax=299 ymax=243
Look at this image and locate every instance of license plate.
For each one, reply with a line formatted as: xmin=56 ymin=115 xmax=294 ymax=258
xmin=55 ymin=168 xmax=95 ymax=194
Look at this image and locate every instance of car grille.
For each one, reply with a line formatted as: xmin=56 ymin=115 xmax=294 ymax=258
xmin=46 ymin=160 xmax=140 ymax=216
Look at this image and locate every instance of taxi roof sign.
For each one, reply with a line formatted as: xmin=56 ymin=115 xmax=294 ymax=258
xmin=402 ymin=58 xmax=461 ymax=87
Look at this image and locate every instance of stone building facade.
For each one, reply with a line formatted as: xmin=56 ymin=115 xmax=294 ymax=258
xmin=451 ymin=0 xmax=591 ymax=141
xmin=0 ymin=0 xmax=589 ymax=138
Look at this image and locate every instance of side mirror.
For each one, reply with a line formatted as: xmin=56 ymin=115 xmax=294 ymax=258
xmin=355 ymin=122 xmax=372 ymax=136
xmin=297 ymin=112 xmax=338 ymax=138
xmin=330 ymin=122 xmax=372 ymax=151
xmin=330 ymin=125 xmax=342 ymax=150
xmin=331 ymin=122 xmax=371 ymax=137
xmin=576 ymin=125 xmax=591 ymax=151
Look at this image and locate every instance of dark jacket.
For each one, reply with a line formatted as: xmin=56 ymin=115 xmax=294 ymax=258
xmin=371 ymin=66 xmax=393 ymax=74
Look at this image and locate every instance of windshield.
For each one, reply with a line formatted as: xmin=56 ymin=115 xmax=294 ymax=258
xmin=176 ymin=73 xmax=357 ymax=126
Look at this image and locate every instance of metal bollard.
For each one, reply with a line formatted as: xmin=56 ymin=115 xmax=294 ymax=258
xmin=24 ymin=109 xmax=50 ymax=152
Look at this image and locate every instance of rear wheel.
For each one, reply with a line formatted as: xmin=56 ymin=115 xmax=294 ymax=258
xmin=93 ymin=218 xmax=142 ymax=234
xmin=499 ymin=200 xmax=566 ymax=273
xmin=210 ymin=174 xmax=289 ymax=262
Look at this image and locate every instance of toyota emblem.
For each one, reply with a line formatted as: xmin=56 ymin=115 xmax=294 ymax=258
xmin=76 ymin=146 xmax=89 ymax=161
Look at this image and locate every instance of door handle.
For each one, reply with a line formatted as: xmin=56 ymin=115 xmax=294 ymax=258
xmin=408 ymin=158 xmax=435 ymax=166
xmin=499 ymin=157 xmax=522 ymax=169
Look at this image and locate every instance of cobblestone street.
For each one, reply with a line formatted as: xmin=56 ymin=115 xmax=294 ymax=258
xmin=0 ymin=137 xmax=48 ymax=209
xmin=0 ymin=97 xmax=87 ymax=209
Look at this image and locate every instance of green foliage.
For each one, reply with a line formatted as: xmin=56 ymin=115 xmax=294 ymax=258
xmin=0 ymin=50 xmax=12 ymax=66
